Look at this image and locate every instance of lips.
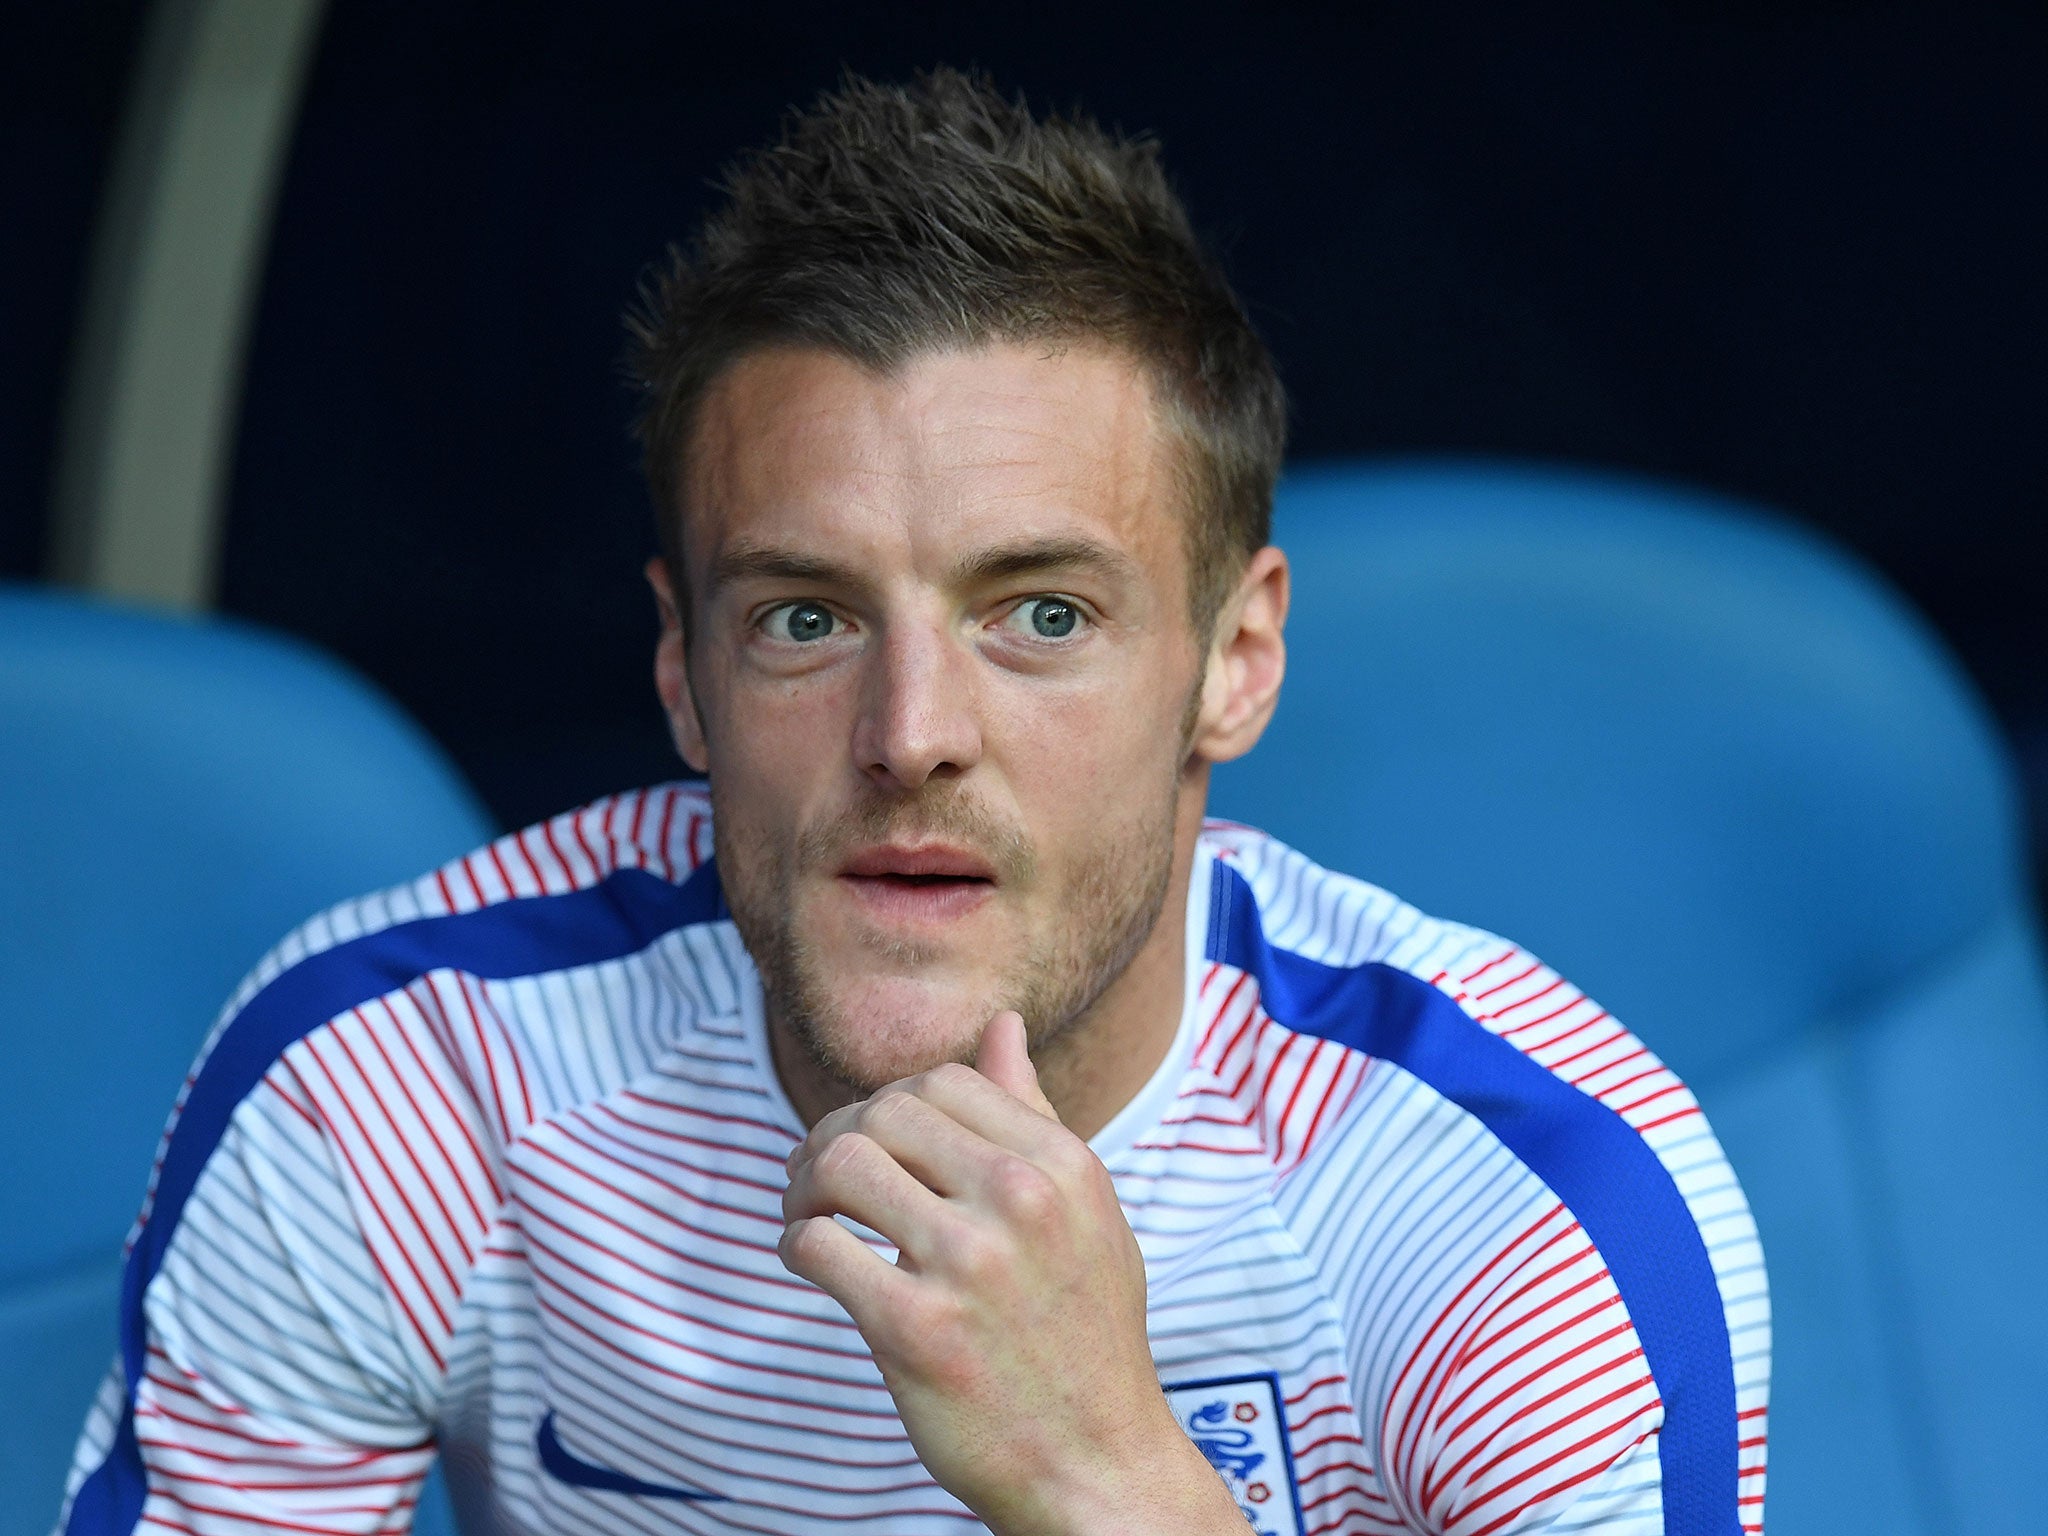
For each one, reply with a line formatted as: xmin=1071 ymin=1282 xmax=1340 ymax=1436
xmin=839 ymin=844 xmax=997 ymax=881
xmin=836 ymin=844 xmax=997 ymax=924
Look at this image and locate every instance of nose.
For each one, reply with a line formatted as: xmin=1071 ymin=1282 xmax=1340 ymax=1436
xmin=850 ymin=619 xmax=983 ymax=790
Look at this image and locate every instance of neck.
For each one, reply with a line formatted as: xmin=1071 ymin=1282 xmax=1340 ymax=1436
xmin=770 ymin=767 xmax=1215 ymax=1140
xmin=1031 ymin=774 xmax=1211 ymax=1139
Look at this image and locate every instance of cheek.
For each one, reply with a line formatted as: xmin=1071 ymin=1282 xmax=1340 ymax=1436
xmin=704 ymin=659 xmax=855 ymax=785
xmin=706 ymin=678 xmax=845 ymax=867
xmin=698 ymin=678 xmax=864 ymax=891
xmin=988 ymin=663 xmax=1188 ymax=816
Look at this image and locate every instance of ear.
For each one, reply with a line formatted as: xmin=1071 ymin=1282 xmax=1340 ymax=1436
xmin=1189 ymin=545 xmax=1288 ymax=766
xmin=646 ymin=556 xmax=710 ymax=774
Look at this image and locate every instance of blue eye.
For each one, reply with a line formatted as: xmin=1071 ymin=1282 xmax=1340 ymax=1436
xmin=1025 ymin=598 xmax=1078 ymax=638
xmin=770 ymin=602 xmax=837 ymax=642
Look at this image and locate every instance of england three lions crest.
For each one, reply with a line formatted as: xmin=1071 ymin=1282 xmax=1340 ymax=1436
xmin=1164 ymin=1371 xmax=1305 ymax=1536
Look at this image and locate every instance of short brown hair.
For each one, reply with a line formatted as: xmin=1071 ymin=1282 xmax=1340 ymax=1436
xmin=624 ymin=67 xmax=1286 ymax=635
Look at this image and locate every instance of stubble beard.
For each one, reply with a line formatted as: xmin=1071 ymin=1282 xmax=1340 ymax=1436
xmin=715 ymin=773 xmax=1181 ymax=1097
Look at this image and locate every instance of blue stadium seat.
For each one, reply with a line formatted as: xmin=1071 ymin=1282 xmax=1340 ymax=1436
xmin=1211 ymin=460 xmax=2048 ymax=1536
xmin=0 ymin=584 xmax=491 ymax=1536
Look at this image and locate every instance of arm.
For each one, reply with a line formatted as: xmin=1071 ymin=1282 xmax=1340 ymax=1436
xmin=58 ymin=999 xmax=500 ymax=1536
xmin=1360 ymin=937 xmax=1769 ymax=1536
xmin=779 ymin=1011 xmax=1246 ymax=1536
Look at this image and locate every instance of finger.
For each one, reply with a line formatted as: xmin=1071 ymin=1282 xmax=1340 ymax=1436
xmin=973 ymin=1009 xmax=1058 ymax=1121
xmin=822 ymin=1086 xmax=1011 ymax=1197
xmin=778 ymin=1213 xmax=918 ymax=1335
xmin=782 ymin=1130 xmax=953 ymax=1254
xmin=787 ymin=1081 xmax=992 ymax=1191
xmin=912 ymin=1059 xmax=1076 ymax=1164
xmin=787 ymin=1094 xmax=879 ymax=1178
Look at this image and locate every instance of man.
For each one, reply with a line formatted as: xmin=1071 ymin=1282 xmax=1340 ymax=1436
xmin=59 ymin=70 xmax=1767 ymax=1536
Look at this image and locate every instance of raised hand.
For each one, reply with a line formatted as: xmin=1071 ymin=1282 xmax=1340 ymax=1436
xmin=779 ymin=1011 xmax=1244 ymax=1536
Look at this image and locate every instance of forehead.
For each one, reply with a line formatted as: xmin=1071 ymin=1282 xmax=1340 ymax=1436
xmin=681 ymin=343 xmax=1184 ymax=588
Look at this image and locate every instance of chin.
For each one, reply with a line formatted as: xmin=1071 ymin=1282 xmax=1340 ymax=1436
xmin=799 ymin=972 xmax=994 ymax=1092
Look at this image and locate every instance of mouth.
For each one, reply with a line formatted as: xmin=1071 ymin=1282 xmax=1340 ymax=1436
xmin=836 ymin=844 xmax=998 ymax=924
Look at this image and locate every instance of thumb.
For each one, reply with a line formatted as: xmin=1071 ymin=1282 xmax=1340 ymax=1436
xmin=974 ymin=1010 xmax=1057 ymax=1120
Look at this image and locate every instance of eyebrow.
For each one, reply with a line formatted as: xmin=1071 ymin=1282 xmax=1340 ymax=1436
xmin=952 ymin=535 xmax=1141 ymax=588
xmin=705 ymin=535 xmax=1141 ymax=593
xmin=706 ymin=544 xmax=860 ymax=591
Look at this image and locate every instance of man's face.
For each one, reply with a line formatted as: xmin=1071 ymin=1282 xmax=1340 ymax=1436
xmin=663 ymin=343 xmax=1210 ymax=1094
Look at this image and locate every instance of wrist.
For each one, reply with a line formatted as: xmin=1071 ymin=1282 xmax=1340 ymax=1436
xmin=1009 ymin=1413 xmax=1247 ymax=1536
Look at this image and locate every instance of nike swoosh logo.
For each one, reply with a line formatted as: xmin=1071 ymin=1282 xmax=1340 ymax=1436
xmin=535 ymin=1410 xmax=727 ymax=1501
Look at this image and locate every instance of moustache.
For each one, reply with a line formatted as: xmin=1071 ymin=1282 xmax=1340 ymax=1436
xmin=795 ymin=784 xmax=1036 ymax=885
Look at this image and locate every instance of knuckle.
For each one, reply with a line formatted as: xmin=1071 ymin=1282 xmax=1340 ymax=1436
xmin=859 ymin=1087 xmax=922 ymax=1139
xmin=779 ymin=1215 xmax=832 ymax=1269
xmin=1043 ymin=1136 xmax=1099 ymax=1182
xmin=814 ymin=1130 xmax=876 ymax=1182
xmin=925 ymin=1061 xmax=979 ymax=1095
xmin=990 ymin=1156 xmax=1060 ymax=1225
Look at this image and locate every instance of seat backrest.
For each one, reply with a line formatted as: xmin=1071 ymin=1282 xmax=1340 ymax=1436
xmin=1211 ymin=461 xmax=2048 ymax=1536
xmin=0 ymin=584 xmax=493 ymax=1534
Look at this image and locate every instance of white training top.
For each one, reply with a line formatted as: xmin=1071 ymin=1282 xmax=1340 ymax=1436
xmin=58 ymin=783 xmax=1768 ymax=1536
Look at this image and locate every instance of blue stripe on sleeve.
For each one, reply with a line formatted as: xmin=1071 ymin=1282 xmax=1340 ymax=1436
xmin=63 ymin=860 xmax=724 ymax=1536
xmin=1205 ymin=861 xmax=1739 ymax=1536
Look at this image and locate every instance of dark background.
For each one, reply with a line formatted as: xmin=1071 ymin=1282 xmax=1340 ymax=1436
xmin=5 ymin=1 xmax=2044 ymax=869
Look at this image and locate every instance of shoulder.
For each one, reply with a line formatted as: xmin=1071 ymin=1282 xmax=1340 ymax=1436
xmin=1200 ymin=817 xmax=1711 ymax=1152
xmin=222 ymin=781 xmax=721 ymax=1019
xmin=186 ymin=784 xmax=725 ymax=1110
xmin=1200 ymin=817 xmax=1492 ymax=981
xmin=100 ymin=789 xmax=726 ymax=1476
xmin=207 ymin=783 xmax=718 ymax=1017
xmin=132 ymin=786 xmax=729 ymax=1266
xmin=1198 ymin=820 xmax=1766 ymax=1533
xmin=1199 ymin=819 xmax=1748 ymax=1281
